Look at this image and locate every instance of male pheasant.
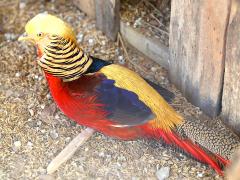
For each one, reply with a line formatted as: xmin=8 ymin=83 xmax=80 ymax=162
xmin=18 ymin=13 xmax=240 ymax=175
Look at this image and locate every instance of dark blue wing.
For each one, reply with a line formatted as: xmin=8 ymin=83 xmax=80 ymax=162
xmin=86 ymin=56 xmax=174 ymax=103
xmin=144 ymin=79 xmax=175 ymax=103
xmin=94 ymin=77 xmax=155 ymax=126
xmin=66 ymin=73 xmax=155 ymax=127
xmin=85 ymin=56 xmax=174 ymax=103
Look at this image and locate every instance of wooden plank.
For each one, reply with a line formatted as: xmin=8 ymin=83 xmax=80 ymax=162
xmin=222 ymin=0 xmax=240 ymax=132
xmin=120 ymin=21 xmax=169 ymax=69
xmin=95 ymin=0 xmax=120 ymax=41
xmin=73 ymin=0 xmax=96 ymax=18
xmin=169 ymin=0 xmax=231 ymax=117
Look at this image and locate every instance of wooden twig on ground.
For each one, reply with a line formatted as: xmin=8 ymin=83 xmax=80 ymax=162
xmin=47 ymin=128 xmax=95 ymax=174
xmin=117 ymin=32 xmax=150 ymax=75
xmin=118 ymin=32 xmax=131 ymax=63
xmin=142 ymin=20 xmax=169 ymax=36
xmin=142 ymin=0 xmax=164 ymax=17
xmin=150 ymin=13 xmax=165 ymax=27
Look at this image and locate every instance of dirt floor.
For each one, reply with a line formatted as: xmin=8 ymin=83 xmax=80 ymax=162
xmin=0 ymin=0 xmax=224 ymax=179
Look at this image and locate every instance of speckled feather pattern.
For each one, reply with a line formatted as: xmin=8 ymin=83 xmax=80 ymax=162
xmin=177 ymin=116 xmax=240 ymax=160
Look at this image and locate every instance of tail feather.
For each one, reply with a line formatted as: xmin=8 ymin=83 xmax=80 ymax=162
xmin=167 ymin=132 xmax=223 ymax=175
xmin=215 ymin=154 xmax=230 ymax=167
xmin=145 ymin=127 xmax=225 ymax=175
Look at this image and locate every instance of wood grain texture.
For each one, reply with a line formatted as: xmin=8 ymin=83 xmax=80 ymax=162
xmin=73 ymin=0 xmax=96 ymax=18
xmin=222 ymin=0 xmax=240 ymax=132
xmin=95 ymin=0 xmax=120 ymax=41
xmin=120 ymin=21 xmax=169 ymax=69
xmin=169 ymin=0 xmax=231 ymax=117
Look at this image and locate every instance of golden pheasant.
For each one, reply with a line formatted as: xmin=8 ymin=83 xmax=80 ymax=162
xmin=18 ymin=13 xmax=240 ymax=176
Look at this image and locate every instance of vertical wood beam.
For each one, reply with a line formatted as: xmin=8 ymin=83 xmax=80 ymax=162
xmin=73 ymin=0 xmax=96 ymax=18
xmin=169 ymin=0 xmax=231 ymax=117
xmin=95 ymin=0 xmax=120 ymax=41
xmin=222 ymin=0 xmax=240 ymax=132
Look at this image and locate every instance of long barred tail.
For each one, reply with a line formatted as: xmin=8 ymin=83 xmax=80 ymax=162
xmin=145 ymin=115 xmax=240 ymax=176
xmin=144 ymin=121 xmax=237 ymax=176
xmin=149 ymin=127 xmax=227 ymax=175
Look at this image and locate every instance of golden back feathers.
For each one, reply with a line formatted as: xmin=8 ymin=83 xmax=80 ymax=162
xmin=100 ymin=64 xmax=184 ymax=131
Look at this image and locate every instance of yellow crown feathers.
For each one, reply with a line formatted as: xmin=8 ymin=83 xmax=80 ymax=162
xmin=24 ymin=13 xmax=76 ymax=42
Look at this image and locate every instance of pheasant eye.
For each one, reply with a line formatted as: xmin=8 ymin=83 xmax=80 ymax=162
xmin=37 ymin=32 xmax=43 ymax=37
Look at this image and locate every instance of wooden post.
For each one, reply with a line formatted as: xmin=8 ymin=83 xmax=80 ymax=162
xmin=222 ymin=0 xmax=240 ymax=132
xmin=169 ymin=0 xmax=231 ymax=117
xmin=95 ymin=0 xmax=120 ymax=41
xmin=73 ymin=0 xmax=96 ymax=18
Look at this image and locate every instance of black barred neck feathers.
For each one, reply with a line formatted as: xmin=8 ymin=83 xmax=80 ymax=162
xmin=38 ymin=35 xmax=93 ymax=82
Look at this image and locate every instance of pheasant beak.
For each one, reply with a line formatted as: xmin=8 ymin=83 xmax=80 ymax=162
xmin=18 ymin=32 xmax=34 ymax=43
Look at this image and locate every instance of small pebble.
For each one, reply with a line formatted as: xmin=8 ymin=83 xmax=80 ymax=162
xmin=65 ymin=137 xmax=71 ymax=143
xmin=99 ymin=152 xmax=104 ymax=157
xmin=40 ymin=129 xmax=46 ymax=133
xmin=151 ymin=67 xmax=157 ymax=72
xmin=34 ymin=75 xmax=39 ymax=80
xmin=46 ymin=94 xmax=51 ymax=99
xmin=37 ymin=121 xmax=42 ymax=126
xmin=156 ymin=166 xmax=170 ymax=180
xmin=54 ymin=114 xmax=60 ymax=119
xmin=115 ymin=48 xmax=121 ymax=55
xmin=27 ymin=141 xmax=33 ymax=149
xmin=118 ymin=56 xmax=125 ymax=65
xmin=4 ymin=33 xmax=18 ymax=41
xmin=133 ymin=17 xmax=142 ymax=28
xmin=88 ymin=38 xmax=94 ymax=46
xmin=29 ymin=109 xmax=34 ymax=116
xmin=38 ymin=76 xmax=43 ymax=81
xmin=49 ymin=130 xmax=59 ymax=139
xmin=77 ymin=33 xmax=84 ymax=43
xmin=197 ymin=172 xmax=204 ymax=178
xmin=101 ymin=40 xmax=106 ymax=46
xmin=13 ymin=141 xmax=21 ymax=151
xmin=19 ymin=2 xmax=26 ymax=9
xmin=15 ymin=72 xmax=21 ymax=77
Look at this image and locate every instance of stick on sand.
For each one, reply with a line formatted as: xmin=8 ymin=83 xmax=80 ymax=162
xmin=47 ymin=128 xmax=96 ymax=174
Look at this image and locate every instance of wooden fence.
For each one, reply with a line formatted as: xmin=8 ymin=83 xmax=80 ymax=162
xmin=73 ymin=0 xmax=240 ymax=133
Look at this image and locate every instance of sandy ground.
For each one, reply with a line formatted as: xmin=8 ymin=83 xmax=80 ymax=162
xmin=0 ymin=0 xmax=223 ymax=179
